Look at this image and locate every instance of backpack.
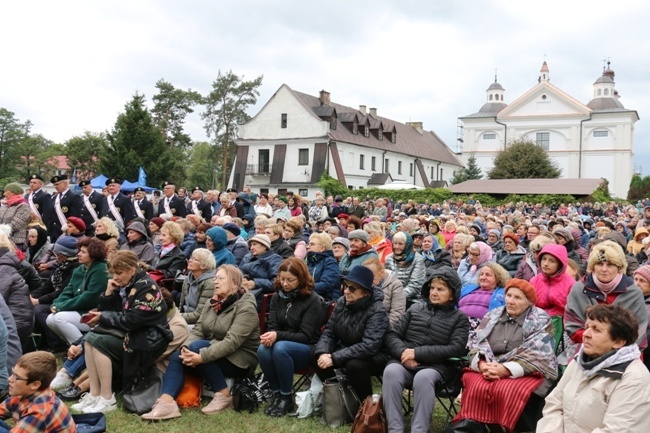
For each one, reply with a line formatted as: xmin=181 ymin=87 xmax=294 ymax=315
xmin=351 ymin=395 xmax=387 ymax=433
xmin=230 ymin=372 xmax=273 ymax=413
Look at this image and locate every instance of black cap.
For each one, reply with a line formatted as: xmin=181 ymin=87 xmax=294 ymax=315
xmin=161 ymin=181 xmax=174 ymax=188
xmin=79 ymin=180 xmax=92 ymax=187
xmin=105 ymin=177 xmax=122 ymax=186
xmin=50 ymin=175 xmax=69 ymax=184
xmin=226 ymin=188 xmax=237 ymax=193
xmin=29 ymin=174 xmax=44 ymax=182
xmin=192 ymin=186 xmax=203 ymax=192
xmin=134 ymin=187 xmax=145 ymax=193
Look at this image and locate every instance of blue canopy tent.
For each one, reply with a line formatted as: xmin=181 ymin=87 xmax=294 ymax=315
xmin=90 ymin=174 xmax=108 ymax=188
xmin=120 ymin=180 xmax=156 ymax=192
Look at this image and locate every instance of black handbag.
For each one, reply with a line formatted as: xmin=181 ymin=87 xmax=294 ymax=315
xmin=321 ymin=376 xmax=360 ymax=428
xmin=121 ymin=368 xmax=164 ymax=414
xmin=92 ymin=324 xmax=126 ymax=339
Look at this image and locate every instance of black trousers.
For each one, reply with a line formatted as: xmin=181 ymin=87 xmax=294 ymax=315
xmin=313 ymin=355 xmax=387 ymax=401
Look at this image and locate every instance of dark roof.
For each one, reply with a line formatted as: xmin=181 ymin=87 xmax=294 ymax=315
xmin=487 ymin=82 xmax=504 ymax=91
xmin=367 ymin=172 xmax=393 ymax=186
xmin=448 ymin=178 xmax=603 ymax=196
xmin=290 ymin=88 xmax=463 ymax=167
xmin=586 ymin=97 xmax=625 ymax=111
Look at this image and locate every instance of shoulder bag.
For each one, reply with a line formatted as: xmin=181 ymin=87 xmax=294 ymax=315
xmin=321 ymin=375 xmax=360 ymax=428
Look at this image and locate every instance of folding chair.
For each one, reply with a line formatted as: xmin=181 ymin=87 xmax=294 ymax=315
xmin=258 ymin=293 xmax=274 ymax=333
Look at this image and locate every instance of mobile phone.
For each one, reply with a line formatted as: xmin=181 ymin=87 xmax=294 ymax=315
xmin=80 ymin=313 xmax=93 ymax=324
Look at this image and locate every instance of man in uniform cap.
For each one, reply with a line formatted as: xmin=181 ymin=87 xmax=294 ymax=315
xmin=25 ymin=174 xmax=52 ymax=226
xmin=100 ymin=177 xmax=136 ymax=227
xmin=186 ymin=186 xmax=212 ymax=223
xmin=78 ymin=179 xmax=103 ymax=236
xmin=158 ymin=181 xmax=187 ymax=218
xmin=132 ymin=187 xmax=154 ymax=221
xmin=226 ymin=188 xmax=244 ymax=218
xmin=47 ymin=175 xmax=82 ymax=242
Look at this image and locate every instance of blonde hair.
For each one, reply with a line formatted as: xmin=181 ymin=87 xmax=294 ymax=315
xmin=480 ymin=262 xmax=511 ymax=288
xmin=365 ymin=221 xmax=384 ymax=237
xmin=217 ymin=264 xmax=243 ymax=295
xmin=456 ymin=226 xmax=469 ymax=235
xmin=191 ymin=248 xmax=216 ymax=271
xmin=587 ymin=240 xmax=627 ymax=274
xmin=0 ymin=232 xmax=13 ymax=249
xmin=309 ymin=232 xmax=332 ymax=250
xmin=96 ymin=217 xmax=119 ymax=238
xmin=162 ymin=221 xmax=184 ymax=246
xmin=529 ymin=234 xmax=555 ymax=254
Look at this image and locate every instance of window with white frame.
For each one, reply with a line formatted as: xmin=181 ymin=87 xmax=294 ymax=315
xmin=536 ymin=132 xmax=550 ymax=150
xmin=298 ymin=148 xmax=309 ymax=165
xmin=593 ymin=130 xmax=608 ymax=138
xmin=483 ymin=133 xmax=496 ymax=140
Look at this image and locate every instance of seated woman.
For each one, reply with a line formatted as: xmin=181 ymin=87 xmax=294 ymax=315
xmin=0 ymin=233 xmax=33 ymax=341
xmin=365 ymin=221 xmax=392 ymax=264
xmin=363 ymin=258 xmax=405 ymax=327
xmin=148 ymin=217 xmax=165 ymax=254
xmin=46 ymin=238 xmax=109 ymax=346
xmin=239 ymin=234 xmax=283 ymax=309
xmin=147 ymin=221 xmax=187 ymax=279
xmin=71 ymin=251 xmax=171 ymax=414
xmin=565 ymin=240 xmax=648 ymax=354
xmin=382 ymin=267 xmax=469 ymax=433
xmin=421 ymin=233 xmax=452 ymax=277
xmin=119 ymin=221 xmax=155 ymax=265
xmin=283 ymin=218 xmax=307 ymax=260
xmin=384 ymin=232 xmax=426 ymax=308
xmin=530 ymin=243 xmax=576 ymax=318
xmin=449 ymin=279 xmax=558 ymax=433
xmin=94 ymin=217 xmax=120 ymax=261
xmin=494 ymin=233 xmax=527 ymax=277
xmin=141 ymin=265 xmax=260 ymax=420
xmin=179 ymin=248 xmax=216 ymax=325
xmin=459 ymin=262 xmax=510 ymax=335
xmin=457 ymin=241 xmax=493 ymax=286
xmin=537 ymin=304 xmax=650 ymax=433
xmin=258 ymin=258 xmax=323 ymax=417
xmin=25 ymin=226 xmax=50 ymax=268
xmin=314 ymin=265 xmax=389 ymax=402
xmin=205 ymin=226 xmax=237 ymax=267
xmin=305 ymin=233 xmax=341 ymax=301
xmin=514 ymin=234 xmax=555 ymax=281
xmin=449 ymin=233 xmax=472 ymax=270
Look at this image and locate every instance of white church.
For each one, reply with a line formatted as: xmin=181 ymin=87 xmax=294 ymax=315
xmin=458 ymin=61 xmax=638 ymax=198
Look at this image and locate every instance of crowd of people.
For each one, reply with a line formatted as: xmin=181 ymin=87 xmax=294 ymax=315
xmin=1 ymin=174 xmax=650 ymax=432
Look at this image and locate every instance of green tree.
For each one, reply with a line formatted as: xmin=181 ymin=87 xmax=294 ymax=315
xmin=184 ymin=141 xmax=215 ymax=188
xmin=488 ymin=140 xmax=561 ymax=179
xmin=100 ymin=93 xmax=174 ymax=187
xmin=64 ymin=131 xmax=106 ymax=179
xmin=14 ymin=133 xmax=57 ymax=180
xmin=0 ymin=108 xmax=28 ymax=179
xmin=451 ymin=154 xmax=483 ymax=184
xmin=152 ymin=79 xmax=202 ymax=150
xmin=317 ymin=171 xmax=349 ymax=198
xmin=201 ymin=70 xmax=263 ymax=190
xmin=628 ymin=173 xmax=650 ymax=201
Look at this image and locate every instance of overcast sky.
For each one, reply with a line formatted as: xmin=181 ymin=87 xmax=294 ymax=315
xmin=3 ymin=0 xmax=650 ymax=176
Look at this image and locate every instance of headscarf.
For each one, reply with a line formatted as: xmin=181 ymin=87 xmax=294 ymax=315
xmin=422 ymin=234 xmax=442 ymax=263
xmin=392 ymin=231 xmax=415 ymax=264
xmin=27 ymin=226 xmax=48 ymax=263
xmin=470 ymin=242 xmax=493 ymax=273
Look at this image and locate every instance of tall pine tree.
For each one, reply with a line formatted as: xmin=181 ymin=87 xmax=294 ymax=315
xmin=451 ymin=154 xmax=483 ymax=184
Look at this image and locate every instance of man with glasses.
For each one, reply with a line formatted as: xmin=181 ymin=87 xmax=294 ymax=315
xmin=158 ymin=181 xmax=187 ymax=218
xmin=523 ymin=224 xmax=542 ymax=251
xmin=0 ymin=352 xmax=75 ymax=432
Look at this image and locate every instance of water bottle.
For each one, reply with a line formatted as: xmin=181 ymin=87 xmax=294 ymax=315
xmin=371 ymin=393 xmax=380 ymax=404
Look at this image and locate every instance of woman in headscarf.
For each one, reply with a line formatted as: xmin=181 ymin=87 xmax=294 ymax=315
xmin=205 ymin=226 xmax=236 ymax=267
xmin=421 ymin=233 xmax=452 ymax=278
xmin=459 ymin=262 xmax=510 ymax=337
xmin=457 ymin=242 xmax=493 ymax=287
xmin=25 ymin=226 xmax=50 ymax=266
xmin=119 ymin=221 xmax=155 ymax=265
xmin=384 ymin=231 xmax=426 ymax=308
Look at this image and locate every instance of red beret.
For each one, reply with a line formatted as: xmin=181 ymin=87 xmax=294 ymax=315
xmin=67 ymin=217 xmax=86 ymax=232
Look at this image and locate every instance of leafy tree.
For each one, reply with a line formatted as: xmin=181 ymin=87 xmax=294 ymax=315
xmin=100 ymin=93 xmax=174 ymax=187
xmin=451 ymin=154 xmax=483 ymax=184
xmin=152 ymin=79 xmax=202 ymax=150
xmin=627 ymin=173 xmax=650 ymax=201
xmin=201 ymin=70 xmax=263 ymax=190
xmin=317 ymin=171 xmax=349 ymax=198
xmin=488 ymin=140 xmax=561 ymax=179
xmin=184 ymin=142 xmax=215 ymax=189
xmin=0 ymin=108 xmax=28 ymax=179
xmin=14 ymin=134 xmax=57 ymax=180
xmin=64 ymin=131 xmax=105 ymax=179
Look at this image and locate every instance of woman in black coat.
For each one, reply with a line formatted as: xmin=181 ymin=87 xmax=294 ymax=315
xmin=314 ymin=265 xmax=389 ymax=401
xmin=258 ymin=258 xmax=323 ymax=417
xmin=147 ymin=221 xmax=187 ymax=278
xmin=382 ymin=266 xmax=469 ymax=433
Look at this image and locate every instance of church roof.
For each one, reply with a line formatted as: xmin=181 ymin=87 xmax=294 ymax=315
xmin=449 ymin=178 xmax=603 ymax=196
xmin=586 ymin=97 xmax=625 ymax=111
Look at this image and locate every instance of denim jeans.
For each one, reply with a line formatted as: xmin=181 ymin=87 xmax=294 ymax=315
xmin=257 ymin=341 xmax=312 ymax=395
xmin=62 ymin=354 xmax=86 ymax=379
xmin=161 ymin=339 xmax=248 ymax=397
xmin=0 ymin=418 xmax=10 ymax=433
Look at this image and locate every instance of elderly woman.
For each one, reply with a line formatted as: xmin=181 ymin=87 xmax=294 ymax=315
xmin=305 ymin=232 xmax=341 ymax=301
xmin=450 ymin=279 xmax=558 ymax=432
xmin=384 ymin=231 xmax=426 ymax=308
xmin=0 ymin=233 xmax=33 ymax=341
xmin=564 ymin=240 xmax=648 ymax=353
xmin=119 ymin=221 xmax=155 ymax=265
xmin=258 ymin=258 xmax=323 ymax=417
xmin=25 ymin=226 xmax=51 ymax=267
xmin=308 ymin=196 xmax=328 ymax=222
xmin=314 ymin=265 xmax=389 ymax=402
xmin=365 ymin=221 xmax=393 ymax=264
xmin=363 ymin=258 xmax=406 ymax=327
xmin=148 ymin=217 xmax=165 ymax=254
xmin=141 ymin=265 xmax=259 ymax=420
xmin=72 ymin=250 xmax=171 ymax=413
xmin=283 ymin=218 xmax=307 ymax=260
xmin=332 ymin=237 xmax=349 ymax=263
xmin=382 ymin=267 xmax=469 ymax=433
xmin=494 ymin=233 xmax=527 ymax=277
xmin=94 ymin=217 xmax=120 ymax=261
xmin=450 ymin=233 xmax=473 ymax=270
xmin=218 ymin=193 xmax=237 ymax=218
xmin=147 ymin=221 xmax=187 ymax=279
xmin=514 ymin=234 xmax=555 ymax=281
xmin=459 ymin=262 xmax=510 ymax=334
xmin=538 ymin=304 xmax=650 ymax=433
xmin=179 ymin=248 xmax=216 ymax=325
xmin=0 ymin=183 xmax=30 ymax=249
xmin=485 ymin=229 xmax=502 ymax=252
xmin=205 ymin=226 xmax=236 ymax=267
xmin=46 ymin=238 xmax=109 ymax=345
xmin=457 ymin=241 xmax=493 ymax=287
xmin=239 ymin=234 xmax=283 ymax=308
xmin=442 ymin=220 xmax=458 ymax=246
xmin=421 ymin=233 xmax=452 ymax=278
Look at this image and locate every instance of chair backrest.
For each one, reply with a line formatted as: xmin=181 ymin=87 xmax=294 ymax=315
xmin=258 ymin=293 xmax=274 ymax=333
xmin=550 ymin=315 xmax=565 ymax=355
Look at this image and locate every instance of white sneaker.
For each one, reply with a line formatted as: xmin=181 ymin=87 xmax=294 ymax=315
xmin=50 ymin=372 xmax=73 ymax=390
xmin=83 ymin=394 xmax=117 ymax=413
xmin=71 ymin=393 xmax=99 ymax=412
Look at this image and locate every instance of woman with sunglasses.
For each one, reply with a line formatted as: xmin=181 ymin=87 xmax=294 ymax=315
xmin=314 ymin=265 xmax=389 ymax=401
xmin=257 ymin=258 xmax=324 ymax=417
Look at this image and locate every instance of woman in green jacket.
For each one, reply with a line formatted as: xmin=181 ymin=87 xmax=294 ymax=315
xmin=46 ymin=237 xmax=109 ymax=345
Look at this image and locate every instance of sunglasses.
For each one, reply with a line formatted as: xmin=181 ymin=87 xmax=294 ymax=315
xmin=341 ymin=282 xmax=359 ymax=293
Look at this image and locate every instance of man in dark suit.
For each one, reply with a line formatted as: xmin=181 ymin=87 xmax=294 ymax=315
xmin=226 ymin=187 xmax=244 ymax=218
xmin=133 ymin=187 xmax=154 ymax=221
xmin=100 ymin=177 xmax=136 ymax=228
xmin=186 ymin=186 xmax=213 ymax=223
xmin=26 ymin=174 xmax=51 ymax=226
xmin=47 ymin=175 xmax=82 ymax=242
xmin=158 ymin=181 xmax=187 ymax=218
xmin=78 ymin=179 xmax=103 ymax=237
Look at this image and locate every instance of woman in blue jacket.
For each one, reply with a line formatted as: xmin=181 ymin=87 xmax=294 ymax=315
xmin=305 ymin=233 xmax=341 ymax=301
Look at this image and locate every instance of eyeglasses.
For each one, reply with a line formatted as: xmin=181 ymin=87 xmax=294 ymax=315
xmin=341 ymin=282 xmax=359 ymax=293
xmin=280 ymin=277 xmax=298 ymax=285
xmin=9 ymin=369 xmax=29 ymax=382
xmin=469 ymin=251 xmax=480 ymax=257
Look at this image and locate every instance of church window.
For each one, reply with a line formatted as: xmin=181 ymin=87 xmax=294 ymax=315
xmin=604 ymin=89 xmax=609 ymax=96
xmin=593 ymin=130 xmax=608 ymax=138
xmin=597 ymin=89 xmax=602 ymax=96
xmin=489 ymin=94 xmax=493 ymax=101
xmin=536 ymin=132 xmax=550 ymax=150
xmin=483 ymin=133 xmax=496 ymax=140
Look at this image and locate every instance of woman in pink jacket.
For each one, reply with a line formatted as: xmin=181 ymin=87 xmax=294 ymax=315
xmin=530 ymin=244 xmax=576 ymax=318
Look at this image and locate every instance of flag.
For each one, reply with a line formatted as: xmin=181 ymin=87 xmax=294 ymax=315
xmin=71 ymin=168 xmax=77 ymax=183
xmin=138 ymin=167 xmax=147 ymax=186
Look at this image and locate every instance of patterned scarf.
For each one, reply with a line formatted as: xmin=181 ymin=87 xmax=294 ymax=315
xmin=577 ymin=343 xmax=640 ymax=378
xmin=422 ymin=236 xmax=442 ymax=263
xmin=393 ymin=232 xmax=415 ymax=264
xmin=210 ymin=289 xmax=243 ymax=313
xmin=51 ymin=259 xmax=78 ymax=291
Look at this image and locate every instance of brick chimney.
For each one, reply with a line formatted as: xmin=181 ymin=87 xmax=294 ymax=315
xmin=369 ymin=107 xmax=377 ymax=118
xmin=319 ymin=90 xmax=330 ymax=106
xmin=406 ymin=121 xmax=424 ymax=134
xmin=359 ymin=105 xmax=366 ymax=115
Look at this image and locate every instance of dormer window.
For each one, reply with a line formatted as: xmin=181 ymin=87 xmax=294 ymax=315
xmin=604 ymin=89 xmax=609 ymax=96
xmin=330 ymin=115 xmax=337 ymax=130
xmin=352 ymin=119 xmax=358 ymax=135
xmin=378 ymin=129 xmax=383 ymax=141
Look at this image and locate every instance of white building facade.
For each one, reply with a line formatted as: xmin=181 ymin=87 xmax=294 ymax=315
xmin=458 ymin=62 xmax=638 ymax=198
xmin=230 ymin=84 xmax=463 ymax=198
